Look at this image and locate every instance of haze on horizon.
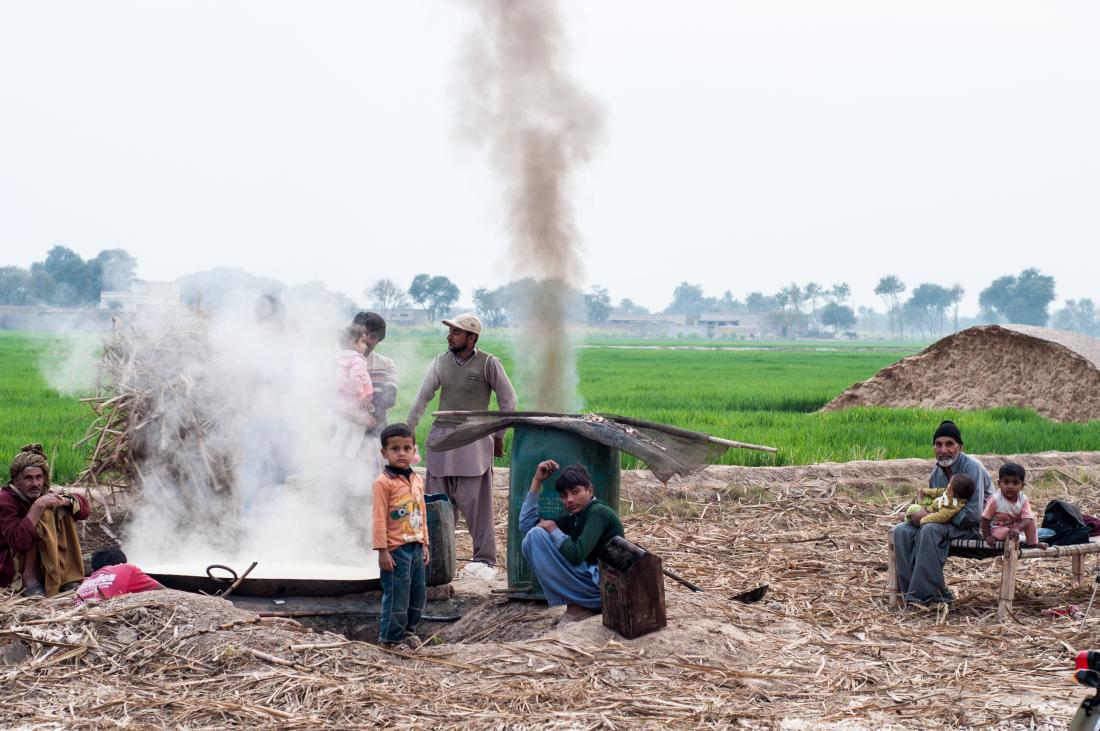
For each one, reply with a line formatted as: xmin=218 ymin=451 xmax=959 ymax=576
xmin=1 ymin=1 xmax=1097 ymax=316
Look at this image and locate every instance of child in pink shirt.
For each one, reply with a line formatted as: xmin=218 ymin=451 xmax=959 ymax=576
xmin=981 ymin=462 xmax=1047 ymax=549
xmin=335 ymin=324 xmax=376 ymax=428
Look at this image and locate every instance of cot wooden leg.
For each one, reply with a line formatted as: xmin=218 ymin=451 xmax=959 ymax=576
xmin=1073 ymin=554 xmax=1085 ymax=585
xmin=887 ymin=531 xmax=900 ymax=608
xmin=998 ymin=534 xmax=1019 ymax=620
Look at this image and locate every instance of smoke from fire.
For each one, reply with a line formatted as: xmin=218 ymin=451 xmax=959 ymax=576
xmin=455 ymin=0 xmax=604 ymax=411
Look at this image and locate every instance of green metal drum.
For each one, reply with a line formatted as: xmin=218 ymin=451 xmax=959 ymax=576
xmin=507 ymin=424 xmax=620 ymax=598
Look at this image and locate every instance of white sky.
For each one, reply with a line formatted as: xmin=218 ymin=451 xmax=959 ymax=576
xmin=2 ymin=1 xmax=1098 ymax=314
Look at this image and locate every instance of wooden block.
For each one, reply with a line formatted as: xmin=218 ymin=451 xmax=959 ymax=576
xmin=599 ymin=537 xmax=666 ymax=639
xmin=886 ymin=531 xmax=899 ymax=608
xmin=426 ymin=584 xmax=454 ymax=601
xmin=998 ymin=534 xmax=1019 ymax=620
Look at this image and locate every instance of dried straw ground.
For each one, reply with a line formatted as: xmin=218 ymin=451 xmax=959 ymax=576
xmin=5 ymin=455 xmax=1100 ymax=729
xmin=822 ymin=325 xmax=1100 ymax=422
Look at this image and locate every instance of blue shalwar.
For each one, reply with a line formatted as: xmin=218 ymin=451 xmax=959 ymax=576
xmin=519 ymin=492 xmax=605 ymax=611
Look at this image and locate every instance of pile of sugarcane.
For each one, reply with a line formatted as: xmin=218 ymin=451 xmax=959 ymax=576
xmin=74 ymin=310 xmax=238 ymax=501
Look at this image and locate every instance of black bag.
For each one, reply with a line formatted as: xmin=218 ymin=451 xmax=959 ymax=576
xmin=1042 ymin=500 xmax=1092 ymax=546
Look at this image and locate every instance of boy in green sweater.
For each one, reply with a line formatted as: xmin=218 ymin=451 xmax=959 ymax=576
xmin=519 ymin=459 xmax=624 ymax=621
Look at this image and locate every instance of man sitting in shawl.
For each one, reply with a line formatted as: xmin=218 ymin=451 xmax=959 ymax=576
xmin=0 ymin=444 xmax=91 ymax=596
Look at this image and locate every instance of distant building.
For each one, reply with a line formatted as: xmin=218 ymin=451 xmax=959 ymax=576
xmin=386 ymin=307 xmax=431 ymax=326
xmin=99 ymin=281 xmax=182 ymax=313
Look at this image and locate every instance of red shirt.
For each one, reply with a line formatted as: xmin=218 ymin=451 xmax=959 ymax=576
xmin=73 ymin=563 xmax=161 ymax=604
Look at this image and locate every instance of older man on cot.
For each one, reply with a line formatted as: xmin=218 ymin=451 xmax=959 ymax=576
xmin=891 ymin=420 xmax=992 ymax=605
xmin=1 ymin=444 xmax=91 ymax=596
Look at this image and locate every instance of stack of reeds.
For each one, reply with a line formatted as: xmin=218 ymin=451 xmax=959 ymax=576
xmin=73 ymin=310 xmax=237 ymax=503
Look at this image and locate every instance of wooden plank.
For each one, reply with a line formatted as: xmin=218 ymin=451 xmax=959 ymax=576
xmin=1073 ymin=554 xmax=1086 ymax=585
xmin=886 ymin=530 xmax=899 ymax=608
xmin=998 ymin=534 xmax=1019 ymax=620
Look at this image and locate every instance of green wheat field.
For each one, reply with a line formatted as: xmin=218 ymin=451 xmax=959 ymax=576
xmin=2 ymin=331 xmax=1098 ymax=483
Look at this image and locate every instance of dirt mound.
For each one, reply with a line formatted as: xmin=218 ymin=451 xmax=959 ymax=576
xmin=821 ymin=325 xmax=1100 ymax=422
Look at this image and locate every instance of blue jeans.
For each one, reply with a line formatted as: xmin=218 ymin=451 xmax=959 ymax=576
xmin=379 ymin=543 xmax=426 ymax=644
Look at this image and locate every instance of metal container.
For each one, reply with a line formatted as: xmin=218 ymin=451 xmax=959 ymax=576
xmin=507 ymin=424 xmax=620 ymax=598
xmin=425 ymin=493 xmax=456 ymax=586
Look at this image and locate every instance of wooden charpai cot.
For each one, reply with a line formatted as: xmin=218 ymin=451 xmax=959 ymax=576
xmin=887 ymin=532 xmax=1100 ymax=619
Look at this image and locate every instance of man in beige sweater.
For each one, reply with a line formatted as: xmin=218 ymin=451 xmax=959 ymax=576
xmin=407 ymin=314 xmax=517 ymax=576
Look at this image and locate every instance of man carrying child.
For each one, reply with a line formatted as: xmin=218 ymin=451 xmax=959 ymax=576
xmin=372 ymin=424 xmax=429 ymax=649
xmin=891 ymin=420 xmax=992 ymax=605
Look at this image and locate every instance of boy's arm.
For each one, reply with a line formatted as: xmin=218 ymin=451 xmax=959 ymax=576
xmin=368 ymin=356 xmax=398 ymax=411
xmin=520 ymin=460 xmax=557 ymax=534
xmin=405 ymin=357 xmax=441 ymax=429
xmin=555 ymin=507 xmax=614 ymax=566
xmin=1019 ymin=495 xmax=1036 ymax=521
xmin=923 ymin=488 xmax=945 ymax=500
xmin=920 ymin=501 xmax=964 ymax=525
xmin=371 ymin=480 xmax=390 ymax=551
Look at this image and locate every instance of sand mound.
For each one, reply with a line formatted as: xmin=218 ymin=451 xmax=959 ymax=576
xmin=821 ymin=325 xmax=1100 ymax=422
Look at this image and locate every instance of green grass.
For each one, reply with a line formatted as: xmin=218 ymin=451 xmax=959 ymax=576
xmin=2 ymin=330 xmax=1098 ymax=482
xmin=0 ymin=332 xmax=97 ymax=484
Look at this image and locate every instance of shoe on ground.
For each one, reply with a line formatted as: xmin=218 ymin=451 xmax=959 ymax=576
xmin=59 ymin=581 xmax=82 ymax=592
xmin=403 ymin=634 xmax=422 ymax=650
xmin=20 ymin=583 xmax=45 ymax=598
xmin=460 ymin=562 xmax=498 ymax=581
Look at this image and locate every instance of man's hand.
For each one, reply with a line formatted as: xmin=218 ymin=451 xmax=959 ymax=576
xmin=537 ymin=519 xmax=558 ymax=534
xmin=907 ymin=509 xmax=928 ymax=527
xmin=423 ymin=546 xmax=430 ymax=566
xmin=534 ymin=459 xmax=559 ymax=482
xmin=493 ymin=436 xmax=505 ymax=458
xmin=915 ymin=487 xmax=926 ymax=501
xmin=378 ymin=549 xmax=395 ymax=572
xmin=983 ymin=533 xmax=997 ymax=548
xmin=33 ymin=494 xmax=64 ymax=510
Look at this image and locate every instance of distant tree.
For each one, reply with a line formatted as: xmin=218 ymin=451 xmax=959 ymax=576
xmin=947 ymin=284 xmax=964 ymax=333
xmin=584 ymin=285 xmax=612 ymax=324
xmin=615 ymin=298 xmax=649 ymax=315
xmin=765 ymin=308 xmax=809 ymax=338
xmin=717 ymin=290 xmax=744 ymax=313
xmin=778 ymin=283 xmax=804 ymax=312
xmin=664 ymin=282 xmax=709 ymax=316
xmin=745 ymin=292 xmax=779 ymax=313
xmin=0 ymin=266 xmax=33 ymax=305
xmin=472 ymin=287 xmax=507 ymax=327
xmin=803 ymin=282 xmax=824 ymax=329
xmin=904 ymin=283 xmax=953 ymax=338
xmin=290 ymin=280 xmax=357 ymax=317
xmin=1052 ymin=299 xmax=1100 ymax=336
xmin=978 ymin=268 xmax=1056 ymax=325
xmin=32 ymin=245 xmax=99 ymax=305
xmin=820 ymin=302 xmax=856 ymax=333
xmin=826 ymin=282 xmax=851 ymax=305
xmin=874 ymin=275 xmax=906 ymax=338
xmin=93 ymin=249 xmax=138 ymax=292
xmin=408 ymin=274 xmax=460 ymax=322
xmin=367 ymin=278 xmax=409 ymax=320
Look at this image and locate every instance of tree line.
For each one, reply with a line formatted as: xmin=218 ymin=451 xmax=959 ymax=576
xmin=0 ymin=246 xmax=137 ymax=307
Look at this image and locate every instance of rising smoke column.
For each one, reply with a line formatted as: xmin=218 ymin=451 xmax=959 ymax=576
xmin=456 ymin=0 xmax=603 ymax=411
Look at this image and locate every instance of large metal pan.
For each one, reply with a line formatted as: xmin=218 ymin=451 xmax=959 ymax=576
xmin=146 ymin=562 xmax=381 ymax=598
